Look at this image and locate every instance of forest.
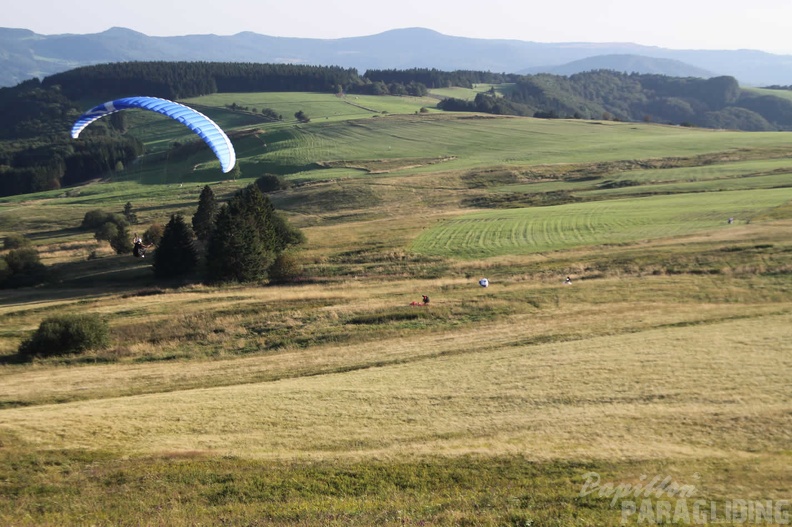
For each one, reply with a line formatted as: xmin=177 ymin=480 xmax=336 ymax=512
xmin=2 ymin=61 xmax=792 ymax=197
xmin=440 ymin=71 xmax=792 ymax=130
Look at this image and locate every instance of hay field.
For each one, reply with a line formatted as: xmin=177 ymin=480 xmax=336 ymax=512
xmin=2 ymin=94 xmax=792 ymax=525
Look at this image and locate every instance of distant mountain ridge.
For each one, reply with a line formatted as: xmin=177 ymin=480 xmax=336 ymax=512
xmin=2 ymin=26 xmax=792 ymax=88
xmin=521 ymin=54 xmax=715 ymax=79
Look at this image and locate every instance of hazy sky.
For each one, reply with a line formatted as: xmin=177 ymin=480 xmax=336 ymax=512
xmin=6 ymin=0 xmax=792 ymax=55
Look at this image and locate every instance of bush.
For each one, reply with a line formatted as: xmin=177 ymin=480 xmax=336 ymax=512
xmin=1 ymin=247 xmax=48 ymax=288
xmin=255 ymin=174 xmax=289 ymax=193
xmin=142 ymin=224 xmax=165 ymax=246
xmin=94 ymin=221 xmax=119 ymax=242
xmin=18 ymin=314 xmax=109 ymax=358
xmin=109 ymin=223 xmax=134 ymax=255
xmin=269 ymin=251 xmax=304 ymax=284
xmin=0 ymin=258 xmax=10 ymax=285
xmin=81 ymin=209 xmax=128 ymax=230
xmin=3 ymin=233 xmax=30 ymax=250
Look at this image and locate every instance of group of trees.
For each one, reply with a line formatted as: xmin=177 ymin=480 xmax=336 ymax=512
xmin=355 ymin=80 xmax=428 ymax=97
xmin=82 ymin=208 xmax=135 ymax=255
xmin=41 ymin=62 xmax=514 ymax=102
xmin=3 ymin=180 xmax=302 ymax=291
xmin=151 ymin=183 xmax=303 ymax=283
xmin=6 ymin=61 xmax=792 ymax=199
xmin=439 ymin=71 xmax=792 ymax=130
xmin=363 ymin=68 xmax=518 ymax=89
xmin=3 ymin=182 xmax=303 ymax=290
xmin=42 ymin=62 xmax=366 ymax=101
xmin=225 ymin=103 xmax=283 ymax=121
xmin=0 ymin=80 xmax=143 ymax=196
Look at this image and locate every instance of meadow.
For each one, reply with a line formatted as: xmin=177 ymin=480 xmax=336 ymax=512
xmin=1 ymin=90 xmax=791 ymax=525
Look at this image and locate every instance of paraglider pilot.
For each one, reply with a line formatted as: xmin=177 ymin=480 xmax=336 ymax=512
xmin=132 ymin=233 xmax=152 ymax=258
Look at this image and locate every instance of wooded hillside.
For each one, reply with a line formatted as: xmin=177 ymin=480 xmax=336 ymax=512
xmin=3 ymin=62 xmax=792 ymax=197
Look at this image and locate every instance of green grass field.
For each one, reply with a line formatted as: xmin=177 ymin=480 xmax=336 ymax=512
xmin=412 ymin=188 xmax=792 ymax=258
xmin=2 ymin=91 xmax=792 ymax=525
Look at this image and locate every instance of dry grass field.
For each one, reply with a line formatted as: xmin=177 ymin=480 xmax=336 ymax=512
xmin=1 ymin=105 xmax=792 ymax=525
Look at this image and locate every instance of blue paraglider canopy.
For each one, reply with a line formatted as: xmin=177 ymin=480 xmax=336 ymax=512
xmin=71 ymin=96 xmax=236 ymax=173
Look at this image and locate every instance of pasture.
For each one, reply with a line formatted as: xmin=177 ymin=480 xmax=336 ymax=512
xmin=1 ymin=93 xmax=792 ymax=525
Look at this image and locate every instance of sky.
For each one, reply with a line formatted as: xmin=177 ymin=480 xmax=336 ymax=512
xmin=6 ymin=0 xmax=792 ymax=55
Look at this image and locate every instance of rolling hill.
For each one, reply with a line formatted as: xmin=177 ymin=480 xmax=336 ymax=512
xmin=521 ymin=53 xmax=715 ymax=78
xmin=3 ymin=26 xmax=792 ymax=88
xmin=1 ymin=87 xmax=792 ymax=525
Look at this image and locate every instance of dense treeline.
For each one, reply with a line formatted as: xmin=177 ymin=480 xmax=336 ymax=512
xmin=43 ymin=62 xmax=365 ymax=100
xmin=363 ymin=68 xmax=519 ymax=89
xmin=440 ymin=71 xmax=792 ymax=130
xmin=42 ymin=63 xmax=521 ymax=101
xmin=0 ymin=79 xmax=79 ymax=140
xmin=5 ymin=62 xmax=792 ymax=198
xmin=0 ymin=78 xmax=143 ymax=196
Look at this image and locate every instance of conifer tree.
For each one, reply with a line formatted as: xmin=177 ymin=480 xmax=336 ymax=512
xmin=204 ymin=185 xmax=302 ymax=283
xmin=153 ymin=214 xmax=198 ymax=279
xmin=192 ymin=185 xmax=218 ymax=241
xmin=123 ymin=201 xmax=138 ymax=224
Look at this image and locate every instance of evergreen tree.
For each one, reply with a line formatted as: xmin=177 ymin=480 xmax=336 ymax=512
xmin=205 ymin=185 xmax=302 ymax=283
xmin=153 ymin=214 xmax=198 ymax=279
xmin=192 ymin=185 xmax=218 ymax=241
xmin=123 ymin=201 xmax=138 ymax=224
xmin=205 ymin=205 xmax=272 ymax=283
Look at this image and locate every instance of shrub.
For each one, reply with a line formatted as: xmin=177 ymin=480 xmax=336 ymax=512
xmin=1 ymin=247 xmax=48 ymax=288
xmin=109 ymin=223 xmax=134 ymax=255
xmin=142 ymin=223 xmax=165 ymax=246
xmin=269 ymin=251 xmax=304 ymax=283
xmin=81 ymin=209 xmax=128 ymax=230
xmin=0 ymin=258 xmax=10 ymax=285
xmin=3 ymin=233 xmax=30 ymax=250
xmin=18 ymin=314 xmax=110 ymax=358
xmin=255 ymin=174 xmax=289 ymax=193
xmin=94 ymin=221 xmax=119 ymax=242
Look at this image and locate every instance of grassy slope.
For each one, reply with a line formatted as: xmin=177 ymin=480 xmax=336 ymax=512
xmin=1 ymin=93 xmax=792 ymax=525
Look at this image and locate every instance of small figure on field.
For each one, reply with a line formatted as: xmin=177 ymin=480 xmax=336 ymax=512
xmin=132 ymin=233 xmax=152 ymax=258
xmin=564 ymin=276 xmax=572 ymax=285
xmin=410 ymin=295 xmax=430 ymax=306
xmin=479 ymin=278 xmax=489 ymax=288
xmin=728 ymin=217 xmax=734 ymax=224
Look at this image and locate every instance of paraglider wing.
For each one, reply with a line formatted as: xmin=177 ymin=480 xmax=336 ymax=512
xmin=71 ymin=96 xmax=236 ymax=173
